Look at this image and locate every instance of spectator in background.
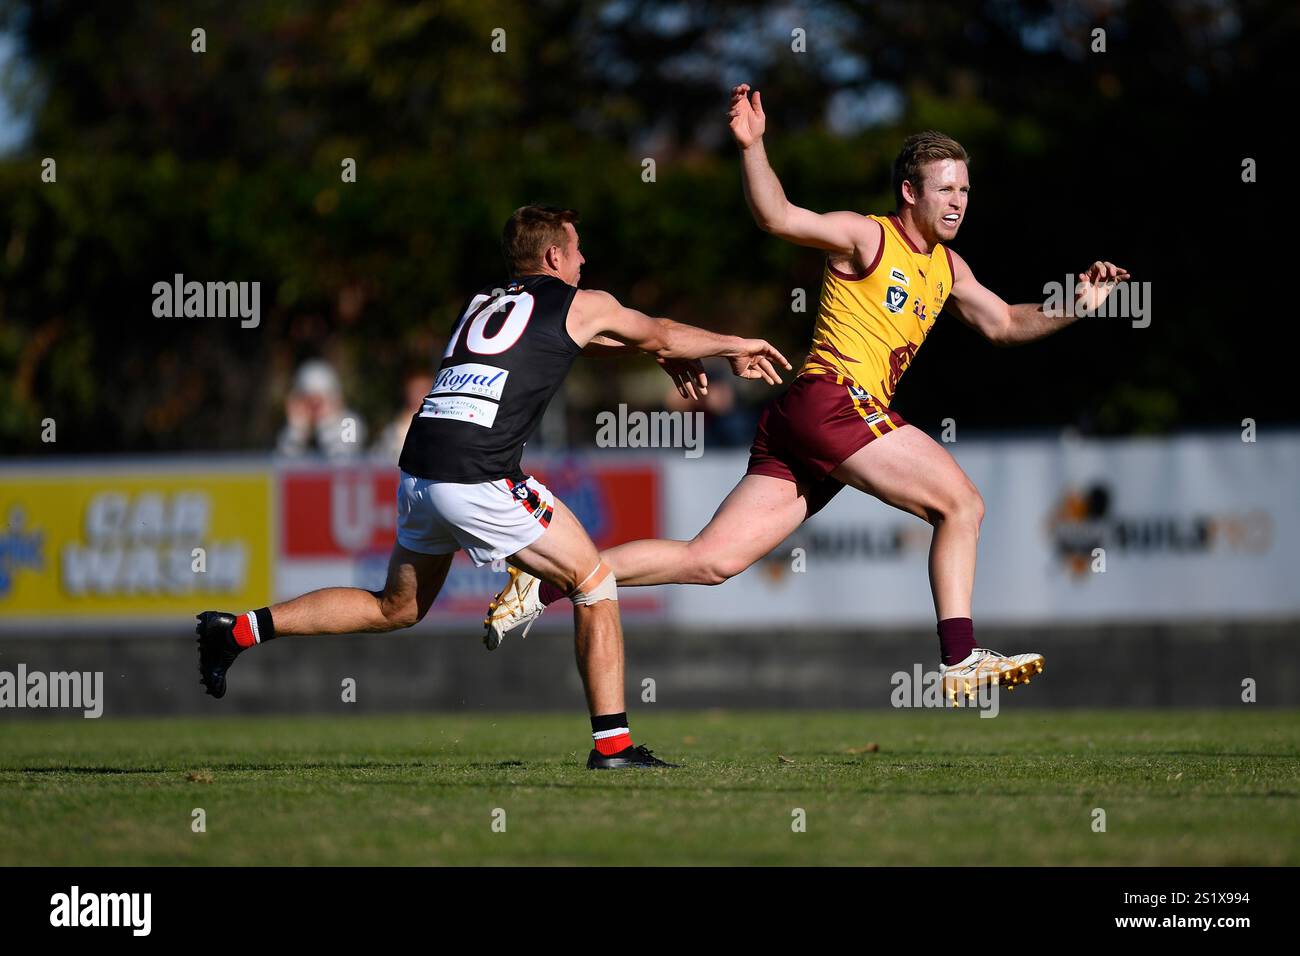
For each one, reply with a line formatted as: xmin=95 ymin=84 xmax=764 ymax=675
xmin=373 ymin=367 xmax=434 ymax=463
xmin=662 ymin=358 xmax=758 ymax=447
xmin=276 ymin=359 xmax=367 ymax=459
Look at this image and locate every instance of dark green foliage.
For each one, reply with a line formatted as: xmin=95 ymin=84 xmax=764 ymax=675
xmin=0 ymin=1 xmax=1288 ymax=452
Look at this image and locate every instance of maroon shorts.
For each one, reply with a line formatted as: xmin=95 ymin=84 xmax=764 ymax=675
xmin=746 ymin=373 xmax=907 ymax=516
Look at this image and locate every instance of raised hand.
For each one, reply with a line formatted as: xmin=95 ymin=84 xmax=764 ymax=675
xmin=728 ymin=338 xmax=792 ymax=385
xmin=1074 ymin=260 xmax=1131 ymax=315
xmin=728 ymin=83 xmax=766 ymax=149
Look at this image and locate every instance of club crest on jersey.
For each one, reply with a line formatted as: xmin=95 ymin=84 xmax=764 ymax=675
xmin=883 ymin=285 xmax=909 ymax=314
xmin=889 ymin=268 xmax=910 ymax=286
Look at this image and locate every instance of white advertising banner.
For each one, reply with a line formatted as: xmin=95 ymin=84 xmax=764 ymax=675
xmin=3 ymin=435 xmax=1293 ymax=632
xmin=658 ymin=434 xmax=1299 ymax=627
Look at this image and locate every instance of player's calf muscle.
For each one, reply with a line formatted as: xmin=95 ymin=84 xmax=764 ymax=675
xmin=376 ymin=591 xmax=421 ymax=629
xmin=599 ymin=538 xmax=689 ymax=586
xmin=684 ymin=542 xmax=751 ymax=585
xmin=270 ymin=586 xmax=398 ymax=635
xmin=597 ymin=537 xmax=751 ymax=587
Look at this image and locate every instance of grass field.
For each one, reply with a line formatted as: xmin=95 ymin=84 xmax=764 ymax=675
xmin=2 ymin=709 xmax=1298 ymax=866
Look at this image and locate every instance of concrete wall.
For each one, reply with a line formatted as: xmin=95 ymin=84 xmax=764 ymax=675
xmin=0 ymin=620 xmax=1295 ymax=717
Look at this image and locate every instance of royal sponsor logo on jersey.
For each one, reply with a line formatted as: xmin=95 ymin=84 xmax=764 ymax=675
xmin=883 ymin=285 xmax=909 ymax=314
xmin=889 ymin=267 xmax=910 ymax=286
xmin=419 ymin=394 xmax=499 ymax=428
xmin=431 ymin=362 xmax=509 ymax=400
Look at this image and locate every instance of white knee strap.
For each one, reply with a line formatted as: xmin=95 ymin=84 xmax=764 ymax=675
xmin=570 ymin=562 xmax=618 ymax=605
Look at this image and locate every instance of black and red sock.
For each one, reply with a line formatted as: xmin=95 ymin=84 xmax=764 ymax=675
xmin=231 ymin=607 xmax=277 ymax=649
xmin=590 ymin=712 xmax=633 ymax=756
xmin=937 ymin=617 xmax=976 ymax=666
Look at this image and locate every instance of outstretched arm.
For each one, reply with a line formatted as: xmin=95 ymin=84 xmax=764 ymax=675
xmin=729 ymin=84 xmax=882 ymax=265
xmin=567 ymin=289 xmax=792 ymax=385
xmin=947 ymin=249 xmax=1131 ymax=345
xmin=582 ymin=334 xmax=709 ymax=401
xmin=581 ymin=334 xmax=637 ymax=357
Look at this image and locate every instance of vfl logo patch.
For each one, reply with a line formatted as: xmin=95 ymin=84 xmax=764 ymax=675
xmin=883 ymin=285 xmax=909 ymax=314
xmin=889 ymin=268 xmax=910 ymax=286
xmin=848 ymin=385 xmax=873 ymax=402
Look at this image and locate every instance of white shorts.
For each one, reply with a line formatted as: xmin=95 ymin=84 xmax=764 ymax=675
xmin=396 ymin=470 xmax=555 ymax=566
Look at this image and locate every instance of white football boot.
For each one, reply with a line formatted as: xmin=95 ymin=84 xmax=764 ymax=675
xmin=482 ymin=566 xmax=547 ymax=650
xmin=939 ymin=647 xmax=1045 ymax=706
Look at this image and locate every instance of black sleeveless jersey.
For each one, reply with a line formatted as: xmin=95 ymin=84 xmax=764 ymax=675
xmin=398 ymin=274 xmax=582 ymax=482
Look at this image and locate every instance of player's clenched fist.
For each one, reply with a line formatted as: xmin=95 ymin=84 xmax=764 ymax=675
xmin=729 ymin=83 xmax=766 ymax=149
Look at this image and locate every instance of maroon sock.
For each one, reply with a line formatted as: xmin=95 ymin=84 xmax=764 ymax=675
xmin=938 ymin=617 xmax=976 ymax=666
xmin=538 ymin=581 xmax=566 ymax=607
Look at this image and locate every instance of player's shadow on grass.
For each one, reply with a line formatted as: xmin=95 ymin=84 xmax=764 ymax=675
xmin=13 ymin=760 xmax=666 ymax=779
xmin=13 ymin=761 xmax=433 ymax=774
xmin=17 ymin=754 xmax=1292 ymax=785
xmin=15 ymin=766 xmax=167 ymax=775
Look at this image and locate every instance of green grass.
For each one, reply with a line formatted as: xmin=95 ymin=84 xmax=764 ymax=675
xmin=2 ymin=710 xmax=1298 ymax=865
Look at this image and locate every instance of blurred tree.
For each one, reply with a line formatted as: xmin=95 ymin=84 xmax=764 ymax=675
xmin=0 ymin=0 xmax=1289 ymax=454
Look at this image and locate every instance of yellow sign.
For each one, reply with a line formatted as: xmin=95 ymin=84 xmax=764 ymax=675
xmin=0 ymin=469 xmax=272 ymax=620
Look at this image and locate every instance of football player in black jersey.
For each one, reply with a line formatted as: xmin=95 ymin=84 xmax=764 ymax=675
xmin=198 ymin=204 xmax=789 ymax=769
